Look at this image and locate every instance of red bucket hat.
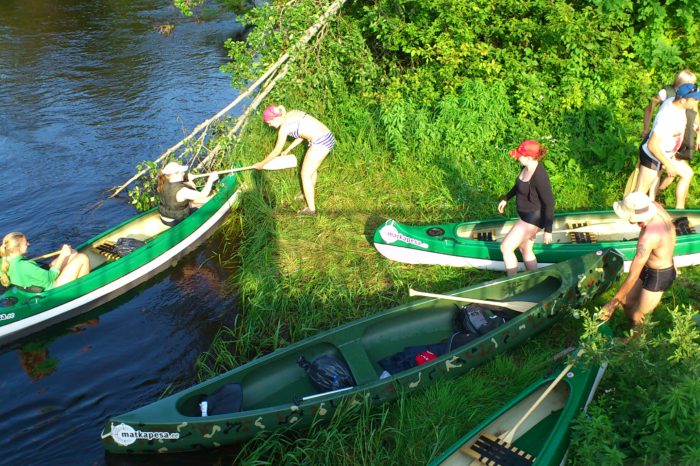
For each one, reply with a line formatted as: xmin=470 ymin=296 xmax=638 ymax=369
xmin=509 ymin=140 xmax=545 ymax=159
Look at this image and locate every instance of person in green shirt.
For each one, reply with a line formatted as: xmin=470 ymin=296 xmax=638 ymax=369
xmin=0 ymin=232 xmax=90 ymax=292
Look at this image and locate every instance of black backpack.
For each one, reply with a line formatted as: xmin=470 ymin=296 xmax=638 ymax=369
xmin=298 ymin=355 xmax=355 ymax=392
xmin=454 ymin=304 xmax=510 ymax=336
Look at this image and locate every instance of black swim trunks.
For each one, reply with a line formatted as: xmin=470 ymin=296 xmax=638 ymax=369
xmin=641 ymin=265 xmax=676 ymax=292
xmin=639 ymin=144 xmax=662 ymax=171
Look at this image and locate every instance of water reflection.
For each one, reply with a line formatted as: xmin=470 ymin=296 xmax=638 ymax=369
xmin=0 ymin=0 xmax=243 ymax=464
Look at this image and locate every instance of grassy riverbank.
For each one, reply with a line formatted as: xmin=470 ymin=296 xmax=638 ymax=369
xmin=189 ymin=93 xmax=700 ymax=464
xmin=177 ymin=0 xmax=700 ymax=463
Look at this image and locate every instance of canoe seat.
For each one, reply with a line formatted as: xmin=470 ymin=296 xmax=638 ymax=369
xmin=567 ymin=221 xmax=588 ymax=230
xmin=568 ymin=231 xmax=596 ymax=244
xmin=461 ymin=432 xmax=534 ymax=466
xmin=472 ymin=231 xmax=495 ymax=242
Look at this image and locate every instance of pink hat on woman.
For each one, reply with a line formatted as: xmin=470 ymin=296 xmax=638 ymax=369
xmin=262 ymin=105 xmax=283 ymax=123
xmin=509 ymin=140 xmax=546 ymax=159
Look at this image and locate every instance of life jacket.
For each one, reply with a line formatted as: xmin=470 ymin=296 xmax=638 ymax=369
xmin=663 ymin=85 xmax=697 ymax=161
xmin=158 ymin=181 xmax=190 ymax=221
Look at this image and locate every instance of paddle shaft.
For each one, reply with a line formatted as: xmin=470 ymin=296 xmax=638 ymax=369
xmin=189 ymin=154 xmax=297 ymax=179
xmin=29 ymin=250 xmax=61 ymax=261
xmin=408 ymin=289 xmax=535 ymax=313
xmin=188 ymin=166 xmax=256 ymax=179
xmin=501 ymin=351 xmax=582 ymax=444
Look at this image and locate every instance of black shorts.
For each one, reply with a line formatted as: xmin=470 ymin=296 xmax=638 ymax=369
xmin=518 ymin=209 xmax=544 ymax=229
xmin=639 ymin=145 xmax=662 ymax=171
xmin=641 ymin=265 xmax=676 ymax=292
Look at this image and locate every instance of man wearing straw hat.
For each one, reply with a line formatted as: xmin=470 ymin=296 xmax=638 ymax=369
xmin=600 ymin=192 xmax=677 ymax=326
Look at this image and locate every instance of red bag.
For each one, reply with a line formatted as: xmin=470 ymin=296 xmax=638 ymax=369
xmin=415 ymin=350 xmax=437 ymax=365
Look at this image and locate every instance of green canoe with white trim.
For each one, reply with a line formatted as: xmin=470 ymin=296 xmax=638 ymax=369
xmin=101 ymin=249 xmax=623 ymax=454
xmin=0 ymin=175 xmax=241 ymax=347
xmin=373 ymin=210 xmax=700 ymax=272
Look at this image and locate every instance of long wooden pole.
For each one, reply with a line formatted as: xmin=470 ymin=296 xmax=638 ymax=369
xmin=106 ymin=0 xmax=347 ymax=202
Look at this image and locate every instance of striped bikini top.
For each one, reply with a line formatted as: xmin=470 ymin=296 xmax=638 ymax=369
xmin=288 ymin=113 xmax=308 ymax=139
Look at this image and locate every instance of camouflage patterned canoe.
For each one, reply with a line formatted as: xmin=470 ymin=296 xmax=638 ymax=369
xmin=373 ymin=210 xmax=700 ymax=272
xmin=0 ymin=175 xmax=241 ymax=347
xmin=101 ymin=249 xmax=623 ymax=454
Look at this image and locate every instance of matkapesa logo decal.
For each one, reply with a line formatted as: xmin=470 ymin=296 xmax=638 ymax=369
xmin=109 ymin=423 xmax=179 ymax=446
xmin=0 ymin=313 xmax=15 ymax=321
xmin=379 ymin=224 xmax=428 ymax=248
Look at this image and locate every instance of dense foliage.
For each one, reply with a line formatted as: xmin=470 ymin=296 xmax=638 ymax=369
xmin=180 ymin=0 xmax=700 ymax=463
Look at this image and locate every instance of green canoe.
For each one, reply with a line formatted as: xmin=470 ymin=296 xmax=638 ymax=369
xmin=374 ymin=210 xmax=700 ymax=272
xmin=101 ymin=249 xmax=623 ymax=454
xmin=0 ymin=175 xmax=241 ymax=347
xmin=429 ymin=340 xmax=609 ymax=466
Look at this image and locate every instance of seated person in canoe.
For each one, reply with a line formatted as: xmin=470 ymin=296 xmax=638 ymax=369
xmin=157 ymin=162 xmax=218 ymax=226
xmin=600 ymin=192 xmax=676 ymax=326
xmin=497 ymin=140 xmax=554 ymax=276
xmin=0 ymin=232 xmax=90 ymax=292
xmin=255 ymin=105 xmax=335 ymax=216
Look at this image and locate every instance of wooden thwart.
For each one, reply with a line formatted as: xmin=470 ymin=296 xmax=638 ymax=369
xmin=461 ymin=432 xmax=534 ymax=466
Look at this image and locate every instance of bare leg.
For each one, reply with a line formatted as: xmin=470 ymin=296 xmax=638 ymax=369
xmin=625 ymin=287 xmax=664 ymax=326
xmin=673 ymin=160 xmax=694 ymax=209
xmin=54 ymin=252 xmax=90 ymax=287
xmin=635 ymin=166 xmax=661 ymax=201
xmin=500 ymin=221 xmax=539 ymax=275
xmin=299 ymin=145 xmax=330 ymax=212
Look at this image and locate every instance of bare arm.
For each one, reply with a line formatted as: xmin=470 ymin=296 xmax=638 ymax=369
xmin=176 ymin=175 xmax=217 ymax=203
xmin=256 ymin=128 xmax=291 ymax=168
xmin=283 ymin=137 xmax=304 ymax=155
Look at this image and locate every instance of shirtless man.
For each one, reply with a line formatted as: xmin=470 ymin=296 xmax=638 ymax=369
xmin=600 ymin=192 xmax=677 ymax=326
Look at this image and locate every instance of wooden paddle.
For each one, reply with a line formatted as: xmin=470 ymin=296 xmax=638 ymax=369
xmin=408 ymin=288 xmax=537 ymax=313
xmin=188 ymin=154 xmax=297 ymax=179
xmin=624 ymin=163 xmax=640 ymax=196
xmin=29 ymin=250 xmax=61 ymax=261
xmin=500 ymin=351 xmax=582 ymax=444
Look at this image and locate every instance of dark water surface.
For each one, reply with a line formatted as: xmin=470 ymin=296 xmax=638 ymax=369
xmin=0 ymin=1 xmax=245 ymax=464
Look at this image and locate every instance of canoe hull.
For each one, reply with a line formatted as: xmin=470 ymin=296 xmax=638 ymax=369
xmin=373 ymin=210 xmax=700 ymax=272
xmin=430 ymin=351 xmax=608 ymax=466
xmin=101 ymin=249 xmax=623 ymax=454
xmin=0 ymin=176 xmax=242 ymax=347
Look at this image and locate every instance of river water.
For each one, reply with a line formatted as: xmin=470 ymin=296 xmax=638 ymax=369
xmin=0 ymin=1 xmax=245 ymax=464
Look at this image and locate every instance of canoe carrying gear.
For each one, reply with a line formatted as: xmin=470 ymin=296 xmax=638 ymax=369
xmin=455 ymin=304 xmax=510 ymax=336
xmin=298 ymin=355 xmax=355 ymax=392
xmin=202 ymin=383 xmax=243 ymax=415
xmin=114 ymin=238 xmax=146 ymax=256
xmin=94 ymin=238 xmax=146 ymax=260
xmin=415 ymin=350 xmax=437 ymax=365
xmin=1 ymin=296 xmax=18 ymax=307
xmin=378 ymin=342 xmax=447 ymax=374
xmin=674 ymin=216 xmax=696 ymax=235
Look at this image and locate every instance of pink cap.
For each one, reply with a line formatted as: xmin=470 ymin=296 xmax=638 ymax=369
xmin=262 ymin=105 xmax=283 ymax=123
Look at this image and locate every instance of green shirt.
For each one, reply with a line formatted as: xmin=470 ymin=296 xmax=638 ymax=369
xmin=7 ymin=255 xmax=59 ymax=291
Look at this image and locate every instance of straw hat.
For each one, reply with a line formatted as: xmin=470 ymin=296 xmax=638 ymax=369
xmin=613 ymin=192 xmax=657 ymax=223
